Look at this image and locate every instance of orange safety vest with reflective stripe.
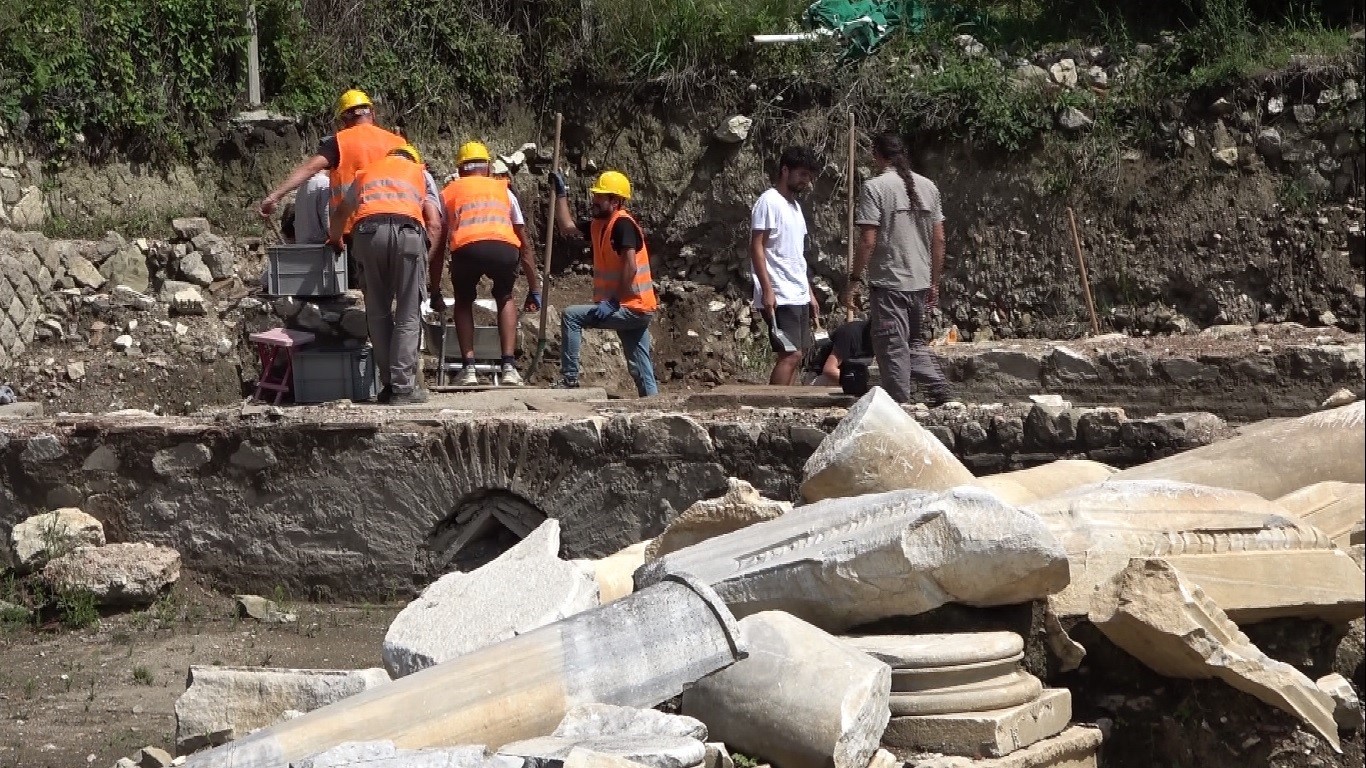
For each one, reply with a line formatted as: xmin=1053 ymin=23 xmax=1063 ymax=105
xmin=591 ymin=209 xmax=657 ymax=313
xmin=329 ymin=123 xmax=406 ymax=235
xmin=440 ymin=176 xmax=520 ymax=251
xmin=350 ymin=155 xmax=427 ymax=223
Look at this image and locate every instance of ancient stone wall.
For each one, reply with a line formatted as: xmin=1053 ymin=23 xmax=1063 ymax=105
xmin=0 ymin=403 xmax=1231 ymax=597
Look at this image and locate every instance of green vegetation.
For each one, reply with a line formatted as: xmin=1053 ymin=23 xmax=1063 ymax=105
xmin=0 ymin=0 xmax=1357 ymax=154
xmin=57 ymin=588 xmax=100 ymax=630
xmin=131 ymin=665 xmax=155 ymax=685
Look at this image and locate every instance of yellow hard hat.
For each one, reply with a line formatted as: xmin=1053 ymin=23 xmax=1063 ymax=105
xmin=457 ymin=141 xmax=491 ymax=166
xmin=392 ymin=144 xmax=422 ymax=165
xmin=589 ymin=170 xmax=632 ymax=200
xmin=335 ymin=89 xmax=372 ymax=118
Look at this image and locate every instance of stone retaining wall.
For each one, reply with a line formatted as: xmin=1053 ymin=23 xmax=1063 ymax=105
xmin=0 ymin=401 xmax=1228 ymax=597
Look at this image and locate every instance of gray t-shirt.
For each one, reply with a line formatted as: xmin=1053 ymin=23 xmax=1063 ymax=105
xmin=854 ymin=168 xmax=944 ymax=291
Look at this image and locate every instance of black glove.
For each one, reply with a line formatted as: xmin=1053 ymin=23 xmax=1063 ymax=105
xmin=429 ymin=292 xmax=445 ymax=314
xmin=550 ymin=169 xmax=568 ymax=198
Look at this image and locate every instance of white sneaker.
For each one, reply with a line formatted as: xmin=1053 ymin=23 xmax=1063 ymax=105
xmin=456 ymin=366 xmax=479 ymax=386
xmin=500 ymin=365 xmax=523 ymax=387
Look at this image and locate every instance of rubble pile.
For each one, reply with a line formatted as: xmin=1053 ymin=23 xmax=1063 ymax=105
xmin=148 ymin=389 xmax=1362 ymax=768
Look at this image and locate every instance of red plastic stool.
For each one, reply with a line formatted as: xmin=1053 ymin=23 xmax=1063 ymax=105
xmin=249 ymin=328 xmax=315 ymax=404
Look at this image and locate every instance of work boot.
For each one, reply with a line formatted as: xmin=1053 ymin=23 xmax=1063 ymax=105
xmin=376 ymin=386 xmax=393 ymax=404
xmin=499 ymin=365 xmax=524 ymax=387
xmin=389 ymin=388 xmax=429 ymax=406
xmin=550 ymin=377 xmax=579 ymax=390
xmin=456 ymin=366 xmax=479 ymax=386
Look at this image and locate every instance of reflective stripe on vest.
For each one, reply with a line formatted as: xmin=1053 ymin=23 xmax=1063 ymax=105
xmin=590 ymin=209 xmax=657 ymax=313
xmin=351 ymin=155 xmax=426 ymax=223
xmin=328 ymin=124 xmax=406 ymax=235
xmin=441 ymin=176 xmax=519 ymax=251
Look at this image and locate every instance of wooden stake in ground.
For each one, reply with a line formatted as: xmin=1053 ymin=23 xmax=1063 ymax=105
xmin=845 ymin=111 xmax=856 ymax=323
xmin=1066 ymin=206 xmax=1101 ymax=336
xmin=529 ymin=112 xmax=564 ymax=381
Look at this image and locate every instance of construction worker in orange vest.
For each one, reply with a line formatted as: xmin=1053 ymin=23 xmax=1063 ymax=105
xmin=329 ymin=144 xmax=443 ymax=405
xmin=432 ymin=141 xmax=542 ymax=387
xmin=550 ymin=169 xmax=658 ymax=397
xmin=257 ymin=89 xmax=406 ymax=288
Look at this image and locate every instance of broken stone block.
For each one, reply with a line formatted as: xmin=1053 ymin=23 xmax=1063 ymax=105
xmin=970 ymin=460 xmax=1115 ymax=505
xmin=9 ymin=507 xmax=105 ymax=570
xmin=1160 ymin=549 xmax=1364 ymax=624
xmin=133 ymin=746 xmax=173 ymax=768
xmin=889 ymin=669 xmax=1043 ymax=716
xmin=573 ymin=541 xmax=650 ymax=604
xmin=644 ymin=478 xmax=790 ymax=561
xmin=174 ymin=667 xmax=391 ymax=753
xmin=497 ymin=735 xmax=706 ymax=768
xmin=294 ymin=740 xmax=490 ymax=768
xmin=883 ymin=688 xmax=1071 ymax=757
xmin=172 ymin=217 xmax=212 ymax=239
xmin=564 ymin=748 xmax=654 ymax=768
xmin=1088 ymin=559 xmax=1341 ymax=752
xmin=383 ymin=520 xmax=599 ymax=678
xmin=1275 ymin=482 xmax=1364 ymax=548
xmin=641 ymin=488 xmax=1068 ymax=631
xmin=554 ymin=703 xmax=706 ymax=741
xmin=1315 ymin=673 xmax=1363 ymax=731
xmin=682 ymin=611 xmax=890 ymax=768
xmin=1027 ymin=480 xmax=1332 ymax=618
xmin=178 ymin=576 xmax=744 ymax=768
xmin=1114 ymin=401 xmax=1364 ymax=499
xmin=903 ymin=725 xmax=1102 ymax=768
xmin=800 ymin=388 xmax=975 ymax=503
xmin=234 ymin=594 xmax=297 ymax=624
xmin=845 ymin=632 xmax=1023 ymax=671
xmin=43 ymin=543 xmax=180 ymax=607
xmin=702 ymin=743 xmax=733 ymax=768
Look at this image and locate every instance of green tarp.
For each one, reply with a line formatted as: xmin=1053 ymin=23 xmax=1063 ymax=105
xmin=800 ymin=0 xmax=928 ymax=61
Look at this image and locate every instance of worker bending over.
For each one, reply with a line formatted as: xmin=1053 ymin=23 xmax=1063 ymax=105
xmin=434 ymin=141 xmax=541 ymax=387
xmin=550 ymin=169 xmax=659 ymax=397
xmin=330 ymin=144 xmax=442 ymax=405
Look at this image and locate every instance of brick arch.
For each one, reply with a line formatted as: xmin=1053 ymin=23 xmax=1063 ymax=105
xmin=421 ymin=489 xmax=548 ymax=580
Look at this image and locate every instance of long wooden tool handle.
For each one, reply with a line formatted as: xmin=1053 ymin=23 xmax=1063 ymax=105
xmin=845 ymin=110 xmax=856 ymax=322
xmin=1067 ymin=206 xmax=1101 ymax=337
xmin=536 ymin=113 xmax=564 ymax=347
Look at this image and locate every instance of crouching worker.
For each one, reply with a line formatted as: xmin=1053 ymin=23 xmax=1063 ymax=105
xmin=549 ymin=169 xmax=658 ymax=397
xmin=329 ymin=143 xmax=443 ymax=405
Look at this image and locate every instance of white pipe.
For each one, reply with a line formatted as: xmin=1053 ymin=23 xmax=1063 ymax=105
xmin=751 ymin=31 xmax=833 ymax=44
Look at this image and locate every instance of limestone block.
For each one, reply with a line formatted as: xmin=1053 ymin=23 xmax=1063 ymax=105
xmin=1276 ymin=482 xmax=1365 ymax=547
xmin=573 ymin=541 xmax=650 ymax=604
xmin=152 ymin=442 xmax=213 ymax=476
xmin=101 ymin=248 xmax=151 ymax=293
xmin=293 ymin=740 xmax=490 ymax=768
xmin=43 ymin=543 xmax=180 ymax=607
xmin=1113 ymin=401 xmax=1364 ymax=498
xmin=971 ymin=460 xmax=1115 ymax=505
xmin=134 ymin=746 xmax=174 ymax=768
xmin=172 ymin=217 xmax=212 ymax=239
xmin=1026 ymin=480 xmax=1330 ymax=618
xmin=175 ymin=667 xmax=392 ymax=753
xmin=181 ymin=577 xmax=744 ymax=768
xmin=66 ymin=254 xmax=106 ymax=289
xmin=903 ymin=725 xmax=1102 ymax=768
xmin=644 ymin=478 xmax=790 ymax=560
xmin=1161 ymin=549 xmax=1364 ymax=623
xmin=883 ymin=688 xmax=1071 ymax=757
xmin=564 ymin=748 xmax=654 ymax=768
xmin=497 ymin=735 xmax=705 ymax=768
xmin=865 ymin=749 xmax=897 ymax=768
xmin=641 ymin=488 xmax=1068 ymax=631
xmin=1088 ymin=558 xmax=1341 ymax=752
xmin=383 ymin=520 xmax=599 ymax=677
xmin=682 ymin=611 xmax=891 ymax=768
xmin=801 ymin=388 xmax=975 ymax=502
xmin=554 ymin=703 xmax=707 ymax=741
xmin=9 ymin=507 xmax=105 ymax=570
xmin=1315 ymin=673 xmax=1363 ymax=731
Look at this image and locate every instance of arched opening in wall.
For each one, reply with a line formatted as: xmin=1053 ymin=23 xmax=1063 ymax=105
xmin=422 ymin=490 xmax=548 ymax=579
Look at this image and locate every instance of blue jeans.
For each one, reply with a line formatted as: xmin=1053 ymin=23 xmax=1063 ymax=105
xmin=561 ymin=304 xmax=658 ymax=396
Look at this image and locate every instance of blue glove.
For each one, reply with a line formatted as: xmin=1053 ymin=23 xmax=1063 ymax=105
xmin=587 ymin=299 xmax=618 ymax=322
xmin=550 ymin=170 xmax=568 ymax=197
xmin=523 ymin=292 xmax=542 ymax=313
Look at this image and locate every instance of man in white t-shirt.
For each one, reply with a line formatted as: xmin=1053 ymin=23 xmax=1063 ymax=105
xmin=750 ymin=146 xmax=822 ymax=385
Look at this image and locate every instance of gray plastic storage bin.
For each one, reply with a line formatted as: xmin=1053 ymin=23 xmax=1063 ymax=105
xmin=291 ymin=344 xmax=377 ymax=403
xmin=266 ymin=244 xmax=347 ymax=297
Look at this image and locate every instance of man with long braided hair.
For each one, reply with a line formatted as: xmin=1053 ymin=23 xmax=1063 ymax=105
xmin=841 ymin=131 xmax=953 ymax=406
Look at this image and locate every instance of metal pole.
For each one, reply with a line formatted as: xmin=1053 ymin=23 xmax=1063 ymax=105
xmin=845 ymin=111 xmax=856 ymax=323
xmin=529 ymin=113 xmax=564 ymax=381
xmin=247 ymin=1 xmax=261 ymax=107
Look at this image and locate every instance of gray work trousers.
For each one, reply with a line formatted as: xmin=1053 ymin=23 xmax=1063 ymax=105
xmin=869 ymin=286 xmax=950 ymax=404
xmin=351 ymin=220 xmax=426 ymax=394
